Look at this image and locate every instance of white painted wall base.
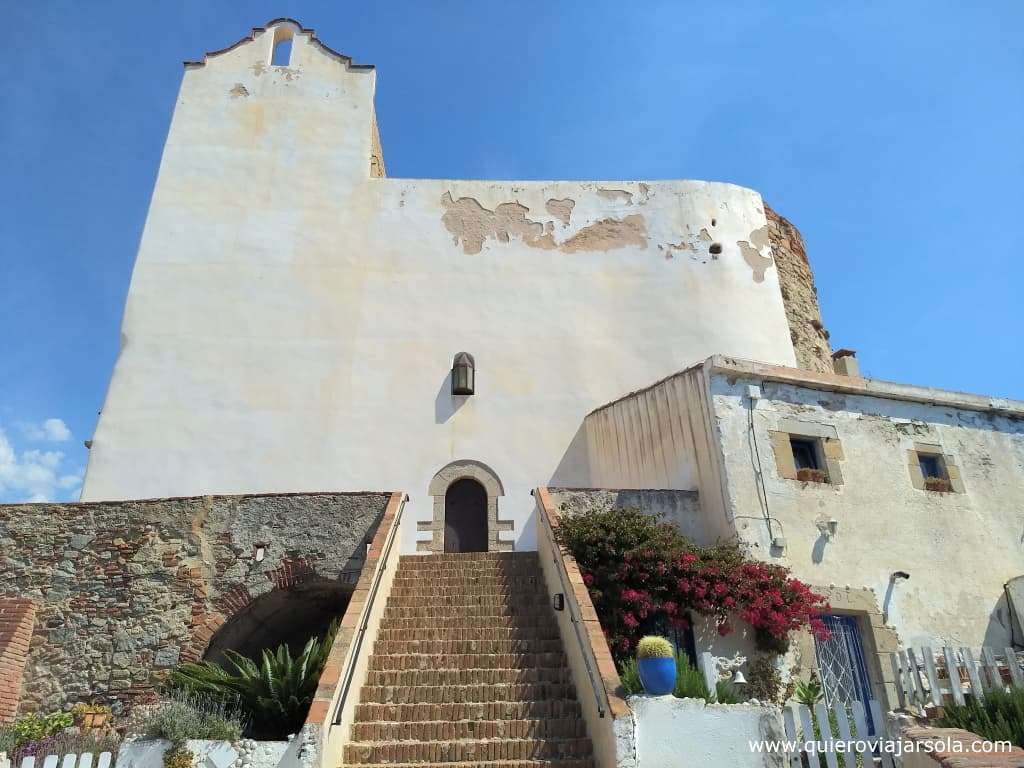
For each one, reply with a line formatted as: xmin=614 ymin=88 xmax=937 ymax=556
xmin=628 ymin=695 xmax=785 ymax=768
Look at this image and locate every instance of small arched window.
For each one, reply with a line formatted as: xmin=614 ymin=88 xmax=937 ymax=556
xmin=271 ymin=27 xmax=293 ymax=67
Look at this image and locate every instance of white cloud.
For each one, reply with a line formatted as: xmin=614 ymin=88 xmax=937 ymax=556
xmin=18 ymin=417 xmax=72 ymax=443
xmin=0 ymin=424 xmax=83 ymax=503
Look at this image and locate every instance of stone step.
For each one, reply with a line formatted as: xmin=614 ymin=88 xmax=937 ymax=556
xmin=354 ymin=699 xmax=582 ymax=723
xmin=374 ymin=639 xmax=565 ymax=655
xmin=358 ymin=682 xmax=577 ymax=705
xmin=351 ymin=717 xmax=587 ymax=743
xmin=368 ymin=652 xmax=566 ymax=672
xmin=341 ymin=760 xmax=593 ymax=768
xmin=365 ymin=667 xmax=570 ymax=688
xmin=376 ymin=626 xmax=559 ymax=643
xmin=386 ymin=593 xmax=547 ymax=608
xmin=343 ymin=738 xmax=591 ymax=764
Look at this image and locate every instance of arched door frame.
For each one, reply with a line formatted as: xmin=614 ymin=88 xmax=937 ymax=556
xmin=420 ymin=459 xmax=513 ymax=552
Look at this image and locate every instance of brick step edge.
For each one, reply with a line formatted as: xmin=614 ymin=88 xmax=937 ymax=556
xmin=374 ymin=630 xmax=561 ymax=643
xmin=365 ymin=668 xmax=570 ymax=686
xmin=343 ymin=738 xmax=592 ymax=764
xmin=359 ymin=682 xmax=577 ymax=704
xmin=368 ymin=653 xmax=567 ymax=671
xmin=399 ymin=552 xmax=539 ymax=562
xmin=380 ymin=618 xmax=561 ymax=626
xmin=341 ymin=760 xmax=594 ymax=768
xmin=353 ymin=700 xmax=583 ymax=723
xmin=351 ymin=717 xmax=587 ymax=742
xmin=385 ymin=593 xmax=548 ymax=606
xmin=373 ymin=641 xmax=566 ymax=655
xmin=381 ymin=607 xmax=553 ymax=618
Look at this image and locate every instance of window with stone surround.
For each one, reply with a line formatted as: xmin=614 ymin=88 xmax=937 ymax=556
xmin=908 ymin=444 xmax=963 ymax=494
xmin=769 ymin=420 xmax=844 ymax=486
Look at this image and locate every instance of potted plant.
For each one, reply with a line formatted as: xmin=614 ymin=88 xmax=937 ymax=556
xmin=636 ymin=636 xmax=676 ymax=696
xmin=71 ymin=703 xmax=112 ymax=730
xmin=796 ymin=468 xmax=828 ymax=483
xmin=924 ymin=476 xmax=952 ymax=493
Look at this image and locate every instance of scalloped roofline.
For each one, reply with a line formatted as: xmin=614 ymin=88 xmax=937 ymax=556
xmin=184 ymin=17 xmax=374 ymax=71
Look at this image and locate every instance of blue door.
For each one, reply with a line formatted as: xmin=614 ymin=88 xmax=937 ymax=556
xmin=815 ymin=614 xmax=875 ymax=732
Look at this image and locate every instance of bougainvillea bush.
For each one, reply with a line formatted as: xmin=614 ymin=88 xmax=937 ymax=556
xmin=554 ymin=506 xmax=830 ymax=657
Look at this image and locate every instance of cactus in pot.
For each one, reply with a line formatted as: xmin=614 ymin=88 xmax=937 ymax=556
xmin=636 ymin=636 xmax=677 ymax=696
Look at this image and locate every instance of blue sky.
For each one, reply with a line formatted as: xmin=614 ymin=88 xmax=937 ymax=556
xmin=2 ymin=2 xmax=1021 ymax=502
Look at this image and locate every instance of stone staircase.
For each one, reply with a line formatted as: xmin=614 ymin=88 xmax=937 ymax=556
xmin=342 ymin=551 xmax=594 ymax=768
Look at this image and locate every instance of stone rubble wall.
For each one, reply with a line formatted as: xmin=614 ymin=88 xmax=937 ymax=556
xmin=0 ymin=492 xmax=391 ymax=714
xmin=766 ymin=204 xmax=834 ymax=373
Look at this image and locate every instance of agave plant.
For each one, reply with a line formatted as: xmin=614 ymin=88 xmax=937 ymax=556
xmin=168 ymin=621 xmax=337 ymax=737
xmin=794 ymin=676 xmax=824 ymax=706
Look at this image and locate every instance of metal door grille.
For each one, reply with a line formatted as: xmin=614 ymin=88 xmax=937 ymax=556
xmin=815 ymin=614 xmax=875 ymax=732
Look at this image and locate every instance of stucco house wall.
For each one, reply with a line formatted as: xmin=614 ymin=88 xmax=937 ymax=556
xmin=582 ymin=355 xmax=1024 ymax=656
xmin=80 ymin=19 xmax=804 ymax=554
xmin=708 ymin=362 xmax=1024 ymax=652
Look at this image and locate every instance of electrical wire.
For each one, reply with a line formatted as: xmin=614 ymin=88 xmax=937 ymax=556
xmin=743 ymin=379 xmax=786 ymax=546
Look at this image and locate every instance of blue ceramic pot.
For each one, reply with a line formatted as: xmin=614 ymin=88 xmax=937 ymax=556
xmin=638 ymin=656 xmax=677 ymax=695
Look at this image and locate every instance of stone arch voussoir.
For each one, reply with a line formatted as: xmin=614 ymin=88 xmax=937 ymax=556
xmin=421 ymin=459 xmax=513 ymax=552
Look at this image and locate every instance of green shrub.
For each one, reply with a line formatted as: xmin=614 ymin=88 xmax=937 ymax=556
xmin=636 ymin=636 xmax=674 ymax=659
xmin=746 ymin=655 xmax=782 ymax=703
xmin=0 ymin=724 xmax=17 ymax=755
xmin=673 ymin=653 xmax=710 ymax=700
xmin=618 ymin=657 xmax=643 ymax=695
xmin=142 ymin=694 xmax=246 ymax=746
xmin=9 ymin=712 xmax=73 ymax=746
xmin=167 ymin=622 xmax=336 ymax=738
xmin=938 ymin=687 xmax=1024 ymax=748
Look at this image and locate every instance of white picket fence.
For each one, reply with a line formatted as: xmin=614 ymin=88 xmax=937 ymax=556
xmin=780 ymin=698 xmax=893 ymax=768
xmin=1 ymin=753 xmax=114 ymax=768
xmin=890 ymin=646 xmax=1024 ymax=712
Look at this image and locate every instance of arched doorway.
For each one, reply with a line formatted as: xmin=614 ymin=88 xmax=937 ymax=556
xmin=444 ymin=478 xmax=488 ymax=552
xmin=424 ymin=459 xmax=513 ymax=553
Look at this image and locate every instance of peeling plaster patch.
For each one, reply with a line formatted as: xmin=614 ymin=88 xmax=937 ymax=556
xmin=441 ymin=193 xmax=553 ymax=254
xmin=561 ymin=215 xmax=647 ymax=253
xmin=738 ymin=239 xmax=774 ymax=282
xmin=440 ymin=193 xmax=645 ymax=255
xmin=275 ymin=67 xmax=302 ymax=82
xmin=738 ymin=224 xmax=774 ymax=281
xmin=545 ymin=198 xmax=575 ymax=226
xmin=748 ymin=224 xmax=771 ymax=251
xmin=698 ymin=228 xmax=713 ymax=242
xmin=658 ymin=239 xmax=696 ymax=260
xmin=638 ymin=183 xmax=650 ymax=203
xmin=597 ymin=188 xmax=633 ymax=204
xmin=229 ymin=83 xmax=250 ymax=98
xmin=250 ymin=62 xmax=268 ymax=77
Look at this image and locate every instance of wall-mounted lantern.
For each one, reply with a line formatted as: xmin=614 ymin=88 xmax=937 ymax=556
xmin=452 ymin=352 xmax=475 ymax=396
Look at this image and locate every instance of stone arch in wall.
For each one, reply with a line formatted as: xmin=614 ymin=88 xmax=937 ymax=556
xmin=201 ymin=579 xmax=354 ymax=666
xmin=181 ymin=554 xmax=363 ymax=668
xmin=419 ymin=460 xmax=513 ymax=552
